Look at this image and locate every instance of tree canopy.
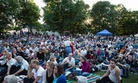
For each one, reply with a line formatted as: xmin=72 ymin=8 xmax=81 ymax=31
xmin=18 ymin=1 xmax=40 ymax=32
xmin=0 ymin=0 xmax=138 ymax=35
xmin=118 ymin=11 xmax=138 ymax=35
xmin=0 ymin=0 xmax=20 ymax=33
xmin=0 ymin=0 xmax=40 ymax=33
xmin=90 ymin=1 xmax=138 ymax=35
xmin=90 ymin=1 xmax=118 ymax=34
xmin=43 ymin=0 xmax=89 ymax=33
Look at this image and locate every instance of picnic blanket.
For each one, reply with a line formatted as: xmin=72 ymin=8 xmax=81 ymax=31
xmin=67 ymin=74 xmax=100 ymax=83
xmin=16 ymin=74 xmax=100 ymax=83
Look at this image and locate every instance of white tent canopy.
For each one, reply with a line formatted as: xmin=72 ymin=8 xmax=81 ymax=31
xmin=134 ymin=34 xmax=138 ymax=37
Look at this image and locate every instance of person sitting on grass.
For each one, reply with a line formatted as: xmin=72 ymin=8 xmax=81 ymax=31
xmin=0 ymin=50 xmax=8 ymax=78
xmin=8 ymin=56 xmax=29 ymax=76
xmin=42 ymin=62 xmax=56 ymax=83
xmin=116 ymin=56 xmax=128 ymax=78
xmin=53 ymin=65 xmax=67 ymax=83
xmin=47 ymin=55 xmax=57 ymax=65
xmin=57 ymin=51 xmax=65 ymax=64
xmin=24 ymin=59 xmax=44 ymax=83
xmin=96 ymin=59 xmax=121 ymax=83
xmin=36 ymin=48 xmax=45 ymax=65
xmin=5 ymin=52 xmax=16 ymax=75
xmin=73 ymin=56 xmax=90 ymax=76
xmin=61 ymin=53 xmax=75 ymax=72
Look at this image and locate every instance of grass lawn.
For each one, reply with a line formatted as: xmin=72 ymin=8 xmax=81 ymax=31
xmin=95 ymin=71 xmax=138 ymax=83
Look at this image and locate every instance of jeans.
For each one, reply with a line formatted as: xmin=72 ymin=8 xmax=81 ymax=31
xmin=65 ymin=46 xmax=72 ymax=57
xmin=39 ymin=60 xmax=44 ymax=65
xmin=119 ymin=66 xmax=128 ymax=77
xmin=130 ymin=67 xmax=137 ymax=74
xmin=73 ymin=69 xmax=90 ymax=76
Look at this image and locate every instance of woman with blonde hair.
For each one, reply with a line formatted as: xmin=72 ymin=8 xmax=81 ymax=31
xmin=47 ymin=55 xmax=57 ymax=65
xmin=42 ymin=62 xmax=56 ymax=83
xmin=0 ymin=50 xmax=8 ymax=61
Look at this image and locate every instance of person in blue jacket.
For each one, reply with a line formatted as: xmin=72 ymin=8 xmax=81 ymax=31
xmin=53 ymin=65 xmax=67 ymax=83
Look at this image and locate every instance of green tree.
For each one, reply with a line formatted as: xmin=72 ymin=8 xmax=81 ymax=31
xmin=18 ymin=1 xmax=40 ymax=33
xmin=114 ymin=4 xmax=128 ymax=35
xmin=0 ymin=0 xmax=20 ymax=33
xmin=43 ymin=0 xmax=89 ymax=33
xmin=115 ymin=4 xmax=138 ymax=35
xmin=118 ymin=11 xmax=138 ymax=35
xmin=90 ymin=1 xmax=118 ymax=34
xmin=0 ymin=0 xmax=40 ymax=34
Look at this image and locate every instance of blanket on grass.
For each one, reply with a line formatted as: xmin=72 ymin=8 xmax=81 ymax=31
xmin=67 ymin=74 xmax=100 ymax=83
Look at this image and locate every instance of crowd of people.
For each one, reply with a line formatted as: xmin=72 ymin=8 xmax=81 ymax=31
xmin=0 ymin=32 xmax=138 ymax=83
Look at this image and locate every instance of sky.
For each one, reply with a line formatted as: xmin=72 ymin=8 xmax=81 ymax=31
xmin=84 ymin=0 xmax=138 ymax=10
xmin=34 ymin=0 xmax=138 ymax=23
xmin=34 ymin=0 xmax=138 ymax=10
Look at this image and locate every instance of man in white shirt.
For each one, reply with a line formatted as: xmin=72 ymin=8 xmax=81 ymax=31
xmin=62 ymin=53 xmax=75 ymax=72
xmin=8 ymin=56 xmax=29 ymax=75
xmin=64 ymin=38 xmax=71 ymax=47
xmin=24 ymin=59 xmax=44 ymax=83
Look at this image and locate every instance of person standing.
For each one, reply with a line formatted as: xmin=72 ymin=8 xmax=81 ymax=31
xmin=64 ymin=38 xmax=72 ymax=57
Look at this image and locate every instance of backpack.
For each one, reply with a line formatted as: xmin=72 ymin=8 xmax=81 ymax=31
xmin=66 ymin=72 xmax=77 ymax=81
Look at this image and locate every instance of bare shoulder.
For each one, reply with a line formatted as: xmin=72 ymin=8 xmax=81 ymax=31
xmin=115 ymin=66 xmax=120 ymax=72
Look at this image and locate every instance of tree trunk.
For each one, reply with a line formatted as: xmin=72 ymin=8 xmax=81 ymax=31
xmin=29 ymin=27 xmax=33 ymax=34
